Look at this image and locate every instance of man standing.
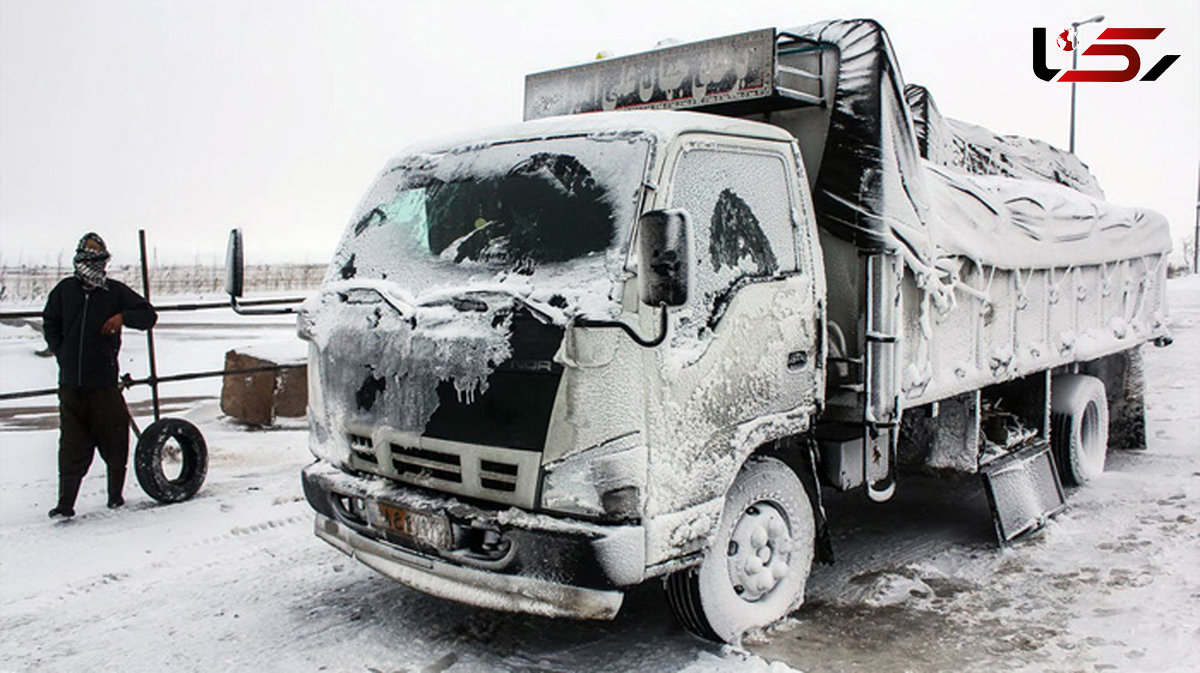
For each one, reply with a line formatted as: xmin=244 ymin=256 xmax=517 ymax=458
xmin=42 ymin=233 xmax=157 ymax=518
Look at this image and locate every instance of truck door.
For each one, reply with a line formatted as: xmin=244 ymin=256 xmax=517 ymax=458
xmin=658 ymin=135 xmax=821 ymax=431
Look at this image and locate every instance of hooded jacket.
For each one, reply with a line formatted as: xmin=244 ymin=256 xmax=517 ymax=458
xmin=42 ymin=277 xmax=158 ymax=389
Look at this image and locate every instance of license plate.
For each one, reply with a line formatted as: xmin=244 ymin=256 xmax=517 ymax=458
xmin=370 ymin=501 xmax=452 ymax=549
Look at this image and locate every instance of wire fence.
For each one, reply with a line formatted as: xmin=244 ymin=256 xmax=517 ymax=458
xmin=0 ymin=263 xmax=326 ymax=305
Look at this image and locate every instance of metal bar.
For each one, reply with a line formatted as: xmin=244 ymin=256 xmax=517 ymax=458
xmin=1069 ymin=42 xmax=1077 ymax=153
xmin=773 ymin=88 xmax=825 ymax=106
xmin=864 ymin=256 xmax=875 ymax=423
xmin=776 ymin=45 xmax=823 ymax=55
xmin=150 ymin=297 xmax=305 ymax=311
xmin=231 ymin=296 xmax=298 ymax=315
xmin=0 ymin=364 xmax=305 ymax=402
xmin=863 ymin=255 xmax=875 ymax=491
xmin=776 ymin=64 xmax=823 ymax=82
xmin=124 ymin=364 xmax=305 ymax=387
xmin=0 ymin=309 xmax=49 ymax=320
xmin=777 ymin=63 xmax=825 ymax=83
xmin=139 ymin=230 xmax=161 ymax=422
xmin=0 ymin=297 xmax=305 ymax=320
xmin=0 ymin=387 xmax=60 ymax=402
xmin=575 ymin=307 xmax=668 ymax=348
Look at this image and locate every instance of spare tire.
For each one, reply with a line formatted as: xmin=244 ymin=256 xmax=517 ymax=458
xmin=135 ymin=418 xmax=208 ymax=503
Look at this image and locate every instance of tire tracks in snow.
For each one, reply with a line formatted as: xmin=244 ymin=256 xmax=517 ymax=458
xmin=3 ymin=504 xmax=311 ymax=608
xmin=0 ymin=506 xmax=321 ymax=673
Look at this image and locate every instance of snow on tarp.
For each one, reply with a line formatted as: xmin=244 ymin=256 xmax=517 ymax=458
xmin=924 ymin=167 xmax=1171 ymax=269
xmin=905 ymin=83 xmax=1105 ymax=200
xmin=784 ymin=19 xmax=1170 ymax=269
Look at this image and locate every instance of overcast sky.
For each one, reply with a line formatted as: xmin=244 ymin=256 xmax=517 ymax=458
xmin=1 ymin=0 xmax=1196 ymax=267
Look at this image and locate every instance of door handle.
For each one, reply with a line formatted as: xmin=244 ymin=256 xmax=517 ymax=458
xmin=787 ymin=350 xmax=808 ymax=370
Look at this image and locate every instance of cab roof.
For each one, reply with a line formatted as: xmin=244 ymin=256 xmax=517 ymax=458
xmin=397 ymin=110 xmax=794 ymax=158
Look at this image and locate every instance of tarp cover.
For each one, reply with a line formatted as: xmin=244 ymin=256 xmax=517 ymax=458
xmin=904 ymin=84 xmax=1105 ymax=200
xmin=788 ymin=19 xmax=1170 ymax=270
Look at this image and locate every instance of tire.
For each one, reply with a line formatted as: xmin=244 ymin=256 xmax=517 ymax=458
xmin=665 ymin=456 xmax=815 ymax=643
xmin=135 ymin=418 xmax=209 ymax=503
xmin=1051 ymin=374 xmax=1109 ymax=486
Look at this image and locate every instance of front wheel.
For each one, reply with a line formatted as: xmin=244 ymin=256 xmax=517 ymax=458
xmin=666 ymin=456 xmax=815 ymax=643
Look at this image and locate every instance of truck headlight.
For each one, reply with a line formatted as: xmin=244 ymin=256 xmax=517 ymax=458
xmin=306 ymin=343 xmax=329 ymax=443
xmin=540 ymin=440 xmax=647 ymax=522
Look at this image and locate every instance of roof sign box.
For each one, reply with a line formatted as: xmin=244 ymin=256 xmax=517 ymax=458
xmin=524 ymin=29 xmax=777 ymax=121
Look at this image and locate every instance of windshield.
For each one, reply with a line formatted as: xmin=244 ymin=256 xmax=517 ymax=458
xmin=330 ymin=133 xmax=652 ymax=314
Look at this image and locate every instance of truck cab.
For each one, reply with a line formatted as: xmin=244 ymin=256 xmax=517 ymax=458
xmin=299 ymin=111 xmax=825 ymax=637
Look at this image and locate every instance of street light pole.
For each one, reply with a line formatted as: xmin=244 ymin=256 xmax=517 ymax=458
xmin=1068 ymin=14 xmax=1104 ymax=154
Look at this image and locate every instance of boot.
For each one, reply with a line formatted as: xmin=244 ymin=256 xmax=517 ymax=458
xmin=107 ymin=467 xmax=126 ymax=509
xmin=55 ymin=475 xmax=82 ymax=516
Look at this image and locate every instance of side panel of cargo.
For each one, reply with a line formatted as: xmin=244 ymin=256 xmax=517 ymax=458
xmin=899 ymin=255 xmax=1169 ymax=409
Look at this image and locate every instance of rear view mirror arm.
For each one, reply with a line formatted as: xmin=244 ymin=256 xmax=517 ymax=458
xmin=230 ymin=296 xmax=298 ymax=316
xmin=575 ymin=304 xmax=668 ymax=348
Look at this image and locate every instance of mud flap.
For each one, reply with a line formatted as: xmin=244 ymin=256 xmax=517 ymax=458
xmin=801 ymin=436 xmax=835 ymax=564
xmin=980 ymin=439 xmax=1065 ymax=543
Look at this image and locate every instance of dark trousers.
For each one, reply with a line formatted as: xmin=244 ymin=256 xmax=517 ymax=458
xmin=57 ymin=387 xmax=130 ymax=509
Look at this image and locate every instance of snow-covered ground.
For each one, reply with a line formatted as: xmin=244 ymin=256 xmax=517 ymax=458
xmin=1 ymin=278 xmax=1197 ymax=672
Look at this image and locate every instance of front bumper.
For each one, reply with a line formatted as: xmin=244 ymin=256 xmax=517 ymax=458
xmin=302 ymin=461 xmax=644 ymax=620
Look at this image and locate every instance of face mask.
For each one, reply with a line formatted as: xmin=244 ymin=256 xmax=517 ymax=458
xmin=73 ymin=233 xmax=111 ymax=290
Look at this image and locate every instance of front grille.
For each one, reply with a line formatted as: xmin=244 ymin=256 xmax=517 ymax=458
xmin=391 ymin=443 xmax=462 ymax=483
xmin=480 ymin=459 xmax=519 ymax=493
xmin=480 ymin=460 xmax=518 ymax=476
xmin=345 ymin=428 xmax=541 ymax=508
xmin=348 ymin=433 xmax=377 ymax=464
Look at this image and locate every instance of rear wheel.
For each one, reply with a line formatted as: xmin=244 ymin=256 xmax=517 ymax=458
xmin=1051 ymin=374 xmax=1109 ymax=486
xmin=666 ymin=456 xmax=815 ymax=643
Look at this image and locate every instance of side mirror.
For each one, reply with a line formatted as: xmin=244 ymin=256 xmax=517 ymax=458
xmin=225 ymin=228 xmax=244 ymax=298
xmin=638 ymin=209 xmax=690 ymax=307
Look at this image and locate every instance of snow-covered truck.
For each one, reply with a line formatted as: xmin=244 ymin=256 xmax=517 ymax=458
xmin=286 ymin=20 xmax=1171 ymax=642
